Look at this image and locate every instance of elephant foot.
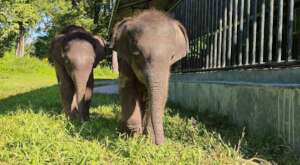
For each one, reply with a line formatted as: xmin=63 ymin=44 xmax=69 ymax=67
xmin=68 ymin=110 xmax=80 ymax=121
xmin=119 ymin=121 xmax=143 ymax=135
xmin=143 ymin=122 xmax=157 ymax=144
xmin=80 ymin=113 xmax=90 ymax=122
xmin=64 ymin=105 xmax=90 ymax=122
xmin=66 ymin=108 xmax=88 ymax=122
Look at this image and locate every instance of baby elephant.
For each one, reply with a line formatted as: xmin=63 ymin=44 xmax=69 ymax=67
xmin=111 ymin=10 xmax=189 ymax=144
xmin=50 ymin=25 xmax=105 ymax=121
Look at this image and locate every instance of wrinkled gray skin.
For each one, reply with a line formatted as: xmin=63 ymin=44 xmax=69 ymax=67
xmin=111 ymin=10 xmax=189 ymax=144
xmin=50 ymin=25 xmax=105 ymax=121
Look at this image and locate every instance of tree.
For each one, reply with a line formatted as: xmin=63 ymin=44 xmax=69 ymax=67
xmin=112 ymin=51 xmax=119 ymax=72
xmin=13 ymin=3 xmax=39 ymax=57
xmin=0 ymin=1 xmax=39 ymax=57
xmin=0 ymin=0 xmax=113 ymax=61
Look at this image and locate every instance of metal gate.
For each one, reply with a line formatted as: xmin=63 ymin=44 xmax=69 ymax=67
xmin=171 ymin=0 xmax=299 ymax=72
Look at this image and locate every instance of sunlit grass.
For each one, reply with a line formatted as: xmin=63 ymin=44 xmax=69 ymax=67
xmin=0 ymin=53 xmax=299 ymax=164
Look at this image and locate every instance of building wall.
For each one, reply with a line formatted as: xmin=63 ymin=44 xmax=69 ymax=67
xmin=168 ymin=68 xmax=300 ymax=152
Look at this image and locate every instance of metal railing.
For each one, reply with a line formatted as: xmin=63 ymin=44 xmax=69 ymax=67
xmin=171 ymin=0 xmax=299 ymax=72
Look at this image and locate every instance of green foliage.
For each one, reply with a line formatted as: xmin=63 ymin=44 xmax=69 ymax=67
xmin=0 ymin=0 xmax=111 ymax=57
xmin=0 ymin=54 xmax=299 ymax=164
xmin=47 ymin=1 xmax=94 ymax=33
xmin=0 ymin=0 xmax=40 ymax=56
xmin=32 ymin=36 xmax=49 ymax=58
xmin=31 ymin=0 xmax=111 ymax=58
xmin=12 ymin=3 xmax=39 ymax=27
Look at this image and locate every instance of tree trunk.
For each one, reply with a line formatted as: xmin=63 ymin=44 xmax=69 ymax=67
xmin=112 ymin=51 xmax=119 ymax=73
xmin=16 ymin=22 xmax=25 ymax=57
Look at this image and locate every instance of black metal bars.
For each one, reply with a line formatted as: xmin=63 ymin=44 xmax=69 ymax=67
xmin=171 ymin=0 xmax=297 ymax=73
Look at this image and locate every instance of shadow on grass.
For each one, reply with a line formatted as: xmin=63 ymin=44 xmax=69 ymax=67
xmin=65 ymin=112 xmax=120 ymax=141
xmin=0 ymin=84 xmax=118 ymax=116
xmin=166 ymin=102 xmax=300 ymax=164
xmin=1 ymin=82 xmax=298 ymax=163
xmin=64 ymin=92 xmax=121 ymax=142
xmin=0 ymin=83 xmax=121 ymax=142
xmin=0 ymin=85 xmax=61 ymax=115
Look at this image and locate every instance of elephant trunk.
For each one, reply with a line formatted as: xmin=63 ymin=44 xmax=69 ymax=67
xmin=72 ymin=69 xmax=91 ymax=121
xmin=148 ymin=68 xmax=170 ymax=145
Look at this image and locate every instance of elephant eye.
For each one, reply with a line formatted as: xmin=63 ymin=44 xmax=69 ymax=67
xmin=132 ymin=51 xmax=140 ymax=56
xmin=64 ymin=58 xmax=70 ymax=64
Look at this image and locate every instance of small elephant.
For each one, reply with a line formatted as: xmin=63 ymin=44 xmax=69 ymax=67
xmin=111 ymin=10 xmax=189 ymax=144
xmin=49 ymin=25 xmax=106 ymax=121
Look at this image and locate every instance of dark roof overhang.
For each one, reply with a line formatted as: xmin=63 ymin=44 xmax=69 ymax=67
xmin=108 ymin=0 xmax=182 ymax=35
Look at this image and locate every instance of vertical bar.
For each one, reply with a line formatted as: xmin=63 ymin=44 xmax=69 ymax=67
xmin=218 ymin=0 xmax=223 ymax=68
xmin=259 ymin=0 xmax=266 ymax=64
xmin=196 ymin=1 xmax=200 ymax=69
xmin=187 ymin=0 xmax=191 ymax=70
xmin=209 ymin=0 xmax=214 ymax=68
xmin=195 ymin=0 xmax=199 ymax=69
xmin=200 ymin=0 xmax=204 ymax=68
xmin=245 ymin=0 xmax=250 ymax=65
xmin=233 ymin=0 xmax=238 ymax=66
xmin=227 ymin=0 xmax=233 ymax=66
xmin=238 ymin=0 xmax=244 ymax=65
xmin=182 ymin=2 xmax=187 ymax=71
xmin=268 ymin=0 xmax=274 ymax=62
xmin=214 ymin=0 xmax=218 ymax=68
xmin=287 ymin=0 xmax=294 ymax=61
xmin=251 ymin=0 xmax=258 ymax=64
xmin=222 ymin=0 xmax=228 ymax=67
xmin=188 ymin=0 xmax=191 ymax=71
xmin=190 ymin=0 xmax=194 ymax=69
xmin=277 ymin=0 xmax=283 ymax=62
xmin=205 ymin=0 xmax=209 ymax=69
xmin=208 ymin=0 xmax=212 ymax=68
xmin=193 ymin=0 xmax=197 ymax=68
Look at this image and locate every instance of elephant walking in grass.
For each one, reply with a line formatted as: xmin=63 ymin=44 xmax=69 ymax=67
xmin=111 ymin=10 xmax=189 ymax=144
xmin=49 ymin=25 xmax=106 ymax=121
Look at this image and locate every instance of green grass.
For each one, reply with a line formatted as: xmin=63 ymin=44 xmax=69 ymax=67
xmin=0 ymin=53 xmax=299 ymax=164
xmin=94 ymin=66 xmax=119 ymax=80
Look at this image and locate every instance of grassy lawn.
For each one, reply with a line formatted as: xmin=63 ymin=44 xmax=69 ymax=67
xmin=0 ymin=54 xmax=299 ymax=164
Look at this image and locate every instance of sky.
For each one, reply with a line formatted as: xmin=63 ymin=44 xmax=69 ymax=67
xmin=26 ymin=16 xmax=50 ymax=44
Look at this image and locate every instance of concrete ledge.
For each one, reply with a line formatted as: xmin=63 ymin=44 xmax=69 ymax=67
xmin=173 ymin=67 xmax=300 ymax=84
xmin=169 ymin=69 xmax=300 ymax=152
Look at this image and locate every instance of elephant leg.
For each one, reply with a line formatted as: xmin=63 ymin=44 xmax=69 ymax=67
xmin=81 ymin=72 xmax=94 ymax=121
xmin=136 ymin=82 xmax=153 ymax=136
xmin=54 ymin=63 xmax=77 ymax=119
xmin=119 ymin=60 xmax=143 ymax=134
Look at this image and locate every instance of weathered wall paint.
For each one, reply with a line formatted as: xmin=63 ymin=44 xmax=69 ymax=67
xmin=169 ymin=70 xmax=300 ymax=152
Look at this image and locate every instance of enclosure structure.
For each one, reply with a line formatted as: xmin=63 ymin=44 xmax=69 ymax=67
xmin=168 ymin=0 xmax=300 ymax=153
xmin=109 ymin=0 xmax=300 ymax=153
xmin=171 ymin=0 xmax=299 ymax=72
xmin=108 ymin=0 xmax=180 ymax=33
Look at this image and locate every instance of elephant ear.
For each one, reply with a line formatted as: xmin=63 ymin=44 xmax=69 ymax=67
xmin=93 ymin=35 xmax=106 ymax=68
xmin=171 ymin=20 xmax=189 ymax=64
xmin=48 ymin=34 xmax=65 ymax=65
xmin=109 ymin=17 xmax=132 ymax=50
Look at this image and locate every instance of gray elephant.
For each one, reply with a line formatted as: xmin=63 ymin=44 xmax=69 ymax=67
xmin=111 ymin=10 xmax=189 ymax=144
xmin=49 ymin=25 xmax=106 ymax=121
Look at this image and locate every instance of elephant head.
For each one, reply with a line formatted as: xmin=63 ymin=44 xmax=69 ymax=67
xmin=111 ymin=10 xmax=189 ymax=144
xmin=50 ymin=25 xmax=106 ymax=121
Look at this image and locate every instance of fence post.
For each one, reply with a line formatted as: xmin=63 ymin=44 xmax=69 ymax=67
xmin=287 ymin=0 xmax=294 ymax=61
xmin=238 ymin=0 xmax=244 ymax=66
xmin=277 ymin=0 xmax=283 ymax=62
xmin=259 ymin=0 xmax=266 ymax=64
